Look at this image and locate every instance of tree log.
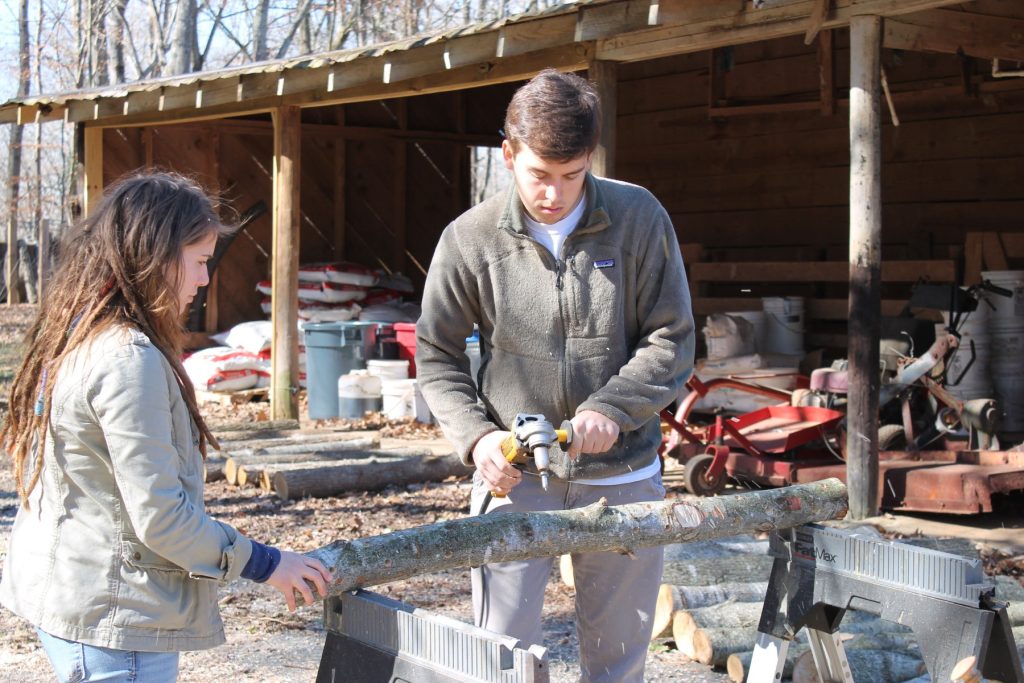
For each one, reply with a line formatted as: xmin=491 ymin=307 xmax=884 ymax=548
xmin=652 ymin=582 xmax=768 ymax=640
xmin=793 ymin=648 xmax=924 ymax=683
xmin=223 ymin=439 xmax=386 ymax=486
xmin=203 ymin=455 xmax=226 ymax=483
xmin=703 ymin=628 xmax=917 ymax=669
xmin=271 ymin=453 xmax=473 ymax=500
xmin=217 ymin=431 xmax=379 ymax=454
xmin=303 ymin=479 xmax=848 ymax=602
xmin=253 ymin=448 xmax=433 ymax=490
xmin=661 ymin=554 xmax=776 ymax=587
xmin=209 ymin=419 xmax=300 ymax=439
xmin=227 ymin=435 xmax=382 ymax=459
xmin=727 ymin=626 xmax=927 ymax=681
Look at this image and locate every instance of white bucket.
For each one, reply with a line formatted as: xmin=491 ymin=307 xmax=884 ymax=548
xmin=381 ymin=378 xmax=432 ymax=422
xmin=702 ymin=314 xmax=756 ymax=361
xmin=337 ymin=371 xmax=382 ymax=418
xmin=981 ymin=272 xmax=1024 ymax=431
xmin=762 ymin=297 xmax=805 ymax=355
xmin=367 ymin=359 xmax=410 ymax=380
xmin=726 ymin=310 xmax=766 ymax=353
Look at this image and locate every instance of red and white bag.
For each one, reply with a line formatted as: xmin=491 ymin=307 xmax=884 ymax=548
xmin=318 ymin=262 xmax=378 ymax=287
xmin=184 ymin=346 xmax=264 ymax=392
xmin=256 ymin=280 xmax=273 ymax=296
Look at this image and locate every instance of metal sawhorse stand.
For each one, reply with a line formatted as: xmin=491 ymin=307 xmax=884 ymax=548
xmin=748 ymin=524 xmax=1023 ymax=682
xmin=316 ymin=590 xmax=549 ymax=683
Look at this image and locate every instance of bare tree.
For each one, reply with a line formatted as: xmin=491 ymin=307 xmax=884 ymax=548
xmin=168 ymin=0 xmax=197 ymax=74
xmin=5 ymin=0 xmax=31 ymax=305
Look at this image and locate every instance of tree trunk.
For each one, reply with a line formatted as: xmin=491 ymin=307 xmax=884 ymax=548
xmin=168 ymin=0 xmax=195 ymax=74
xmin=216 ymin=431 xmax=379 ymax=453
xmin=228 ymin=445 xmax=422 ymax=487
xmin=210 ymin=419 xmax=301 ymax=439
xmin=253 ymin=0 xmax=270 ymax=61
xmin=728 ymin=650 xmax=794 ymax=682
xmin=6 ymin=0 xmax=30 ymax=306
xmin=793 ymin=648 xmax=924 ymax=683
xmin=652 ymin=582 xmax=768 ymax=640
xmin=302 ymin=479 xmax=848 ymax=601
xmin=271 ymin=453 xmax=473 ymax=499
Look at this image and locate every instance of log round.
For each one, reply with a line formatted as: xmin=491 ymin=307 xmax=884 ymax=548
xmin=302 ymin=478 xmax=848 ymax=602
xmin=792 ymin=648 xmax=924 ymax=683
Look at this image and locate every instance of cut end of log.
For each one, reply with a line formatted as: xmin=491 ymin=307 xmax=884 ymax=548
xmin=692 ymin=628 xmax=713 ymax=665
xmin=559 ymin=554 xmax=574 ymax=589
xmin=651 ymin=584 xmax=675 ymax=641
xmin=726 ymin=653 xmax=746 ymax=683
xmin=224 ymin=458 xmax=240 ymax=486
xmin=672 ymin=611 xmax=697 ymax=657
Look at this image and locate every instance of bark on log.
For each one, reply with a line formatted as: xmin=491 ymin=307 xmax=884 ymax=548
xmin=254 ymin=448 xmax=434 ymax=490
xmin=652 ymin=582 xmax=768 ymax=640
xmin=704 ymin=628 xmax=917 ymax=669
xmin=272 ymin=453 xmax=473 ymax=500
xmin=227 ymin=436 xmax=382 ymax=458
xmin=728 ymin=650 xmax=794 ymax=682
xmin=793 ymin=648 xmax=924 ymax=683
xmin=218 ymin=431 xmax=379 ymax=454
xmin=303 ymin=479 xmax=848 ymax=602
xmin=210 ymin=419 xmax=300 ymax=439
xmin=661 ymin=554 xmax=775 ymax=586
xmin=223 ymin=440 xmax=388 ymax=486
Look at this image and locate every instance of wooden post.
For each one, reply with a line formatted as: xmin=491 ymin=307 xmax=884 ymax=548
xmin=83 ymin=126 xmax=104 ymax=217
xmin=205 ymin=130 xmax=221 ymax=333
xmin=847 ymin=15 xmax=883 ymax=520
xmin=818 ymin=30 xmax=836 ymax=116
xmin=393 ymin=100 xmax=408 ymax=274
xmin=589 ymin=60 xmax=617 ymax=179
xmin=333 ymin=107 xmax=346 ymax=260
xmin=37 ymin=218 xmax=49 ymax=302
xmin=271 ymin=106 xmax=301 ymax=421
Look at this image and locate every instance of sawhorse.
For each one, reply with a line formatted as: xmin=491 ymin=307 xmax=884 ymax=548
xmin=748 ymin=524 xmax=1023 ymax=682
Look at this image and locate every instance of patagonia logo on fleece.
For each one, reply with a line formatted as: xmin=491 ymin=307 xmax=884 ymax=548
xmin=594 ymin=259 xmax=615 ymax=269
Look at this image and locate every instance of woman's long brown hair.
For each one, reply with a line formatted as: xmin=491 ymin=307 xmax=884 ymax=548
xmin=3 ymin=172 xmax=233 ymax=506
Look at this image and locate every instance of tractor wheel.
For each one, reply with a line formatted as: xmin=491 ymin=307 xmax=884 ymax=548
xmin=684 ymin=453 xmax=727 ymax=496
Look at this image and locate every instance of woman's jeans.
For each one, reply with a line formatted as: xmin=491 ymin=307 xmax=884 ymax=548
xmin=37 ymin=628 xmax=179 ymax=683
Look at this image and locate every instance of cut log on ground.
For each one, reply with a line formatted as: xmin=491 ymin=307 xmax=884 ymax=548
xmin=663 ymin=537 xmax=768 ymax=562
xmin=271 ymin=453 xmax=472 ymax=499
xmin=223 ymin=439 xmax=387 ymax=486
xmin=203 ymin=455 xmax=227 ymax=483
xmin=226 ymin=436 xmax=382 ymax=459
xmin=661 ymin=554 xmax=776 ymax=586
xmin=303 ymin=479 xmax=848 ymax=602
xmin=652 ymin=582 xmax=768 ymax=640
xmin=255 ymin=448 xmax=434 ymax=490
xmin=792 ymin=647 xmax=924 ymax=683
xmin=996 ymin=575 xmax=1024 ymax=602
xmin=728 ymin=650 xmax=794 ymax=682
xmin=217 ymin=431 xmax=378 ymax=454
xmin=559 ymin=555 xmax=574 ymax=589
xmin=209 ymin=419 xmax=300 ymax=440
xmin=708 ymin=628 xmax=918 ymax=670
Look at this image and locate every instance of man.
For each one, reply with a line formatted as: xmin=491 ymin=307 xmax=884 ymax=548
xmin=416 ymin=69 xmax=694 ymax=683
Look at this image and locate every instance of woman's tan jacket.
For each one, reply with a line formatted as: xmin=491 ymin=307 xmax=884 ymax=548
xmin=1 ymin=326 xmax=253 ymax=652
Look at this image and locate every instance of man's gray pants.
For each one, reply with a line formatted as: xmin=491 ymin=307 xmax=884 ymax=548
xmin=470 ymin=469 xmax=665 ymax=683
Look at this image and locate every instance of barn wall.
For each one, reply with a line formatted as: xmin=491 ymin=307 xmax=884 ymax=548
xmin=614 ymin=32 xmax=1024 ymax=349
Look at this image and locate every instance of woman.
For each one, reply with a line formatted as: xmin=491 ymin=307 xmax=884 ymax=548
xmin=1 ymin=172 xmax=333 ymax=682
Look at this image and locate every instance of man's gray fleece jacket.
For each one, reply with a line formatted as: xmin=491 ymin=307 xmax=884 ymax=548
xmin=416 ymin=173 xmax=695 ymax=480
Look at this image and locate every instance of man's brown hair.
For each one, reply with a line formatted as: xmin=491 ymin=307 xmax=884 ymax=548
xmin=504 ymin=69 xmax=601 ymax=161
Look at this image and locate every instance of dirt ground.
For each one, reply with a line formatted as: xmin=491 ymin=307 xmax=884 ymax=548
xmin=1 ymin=304 xmax=1023 ymax=682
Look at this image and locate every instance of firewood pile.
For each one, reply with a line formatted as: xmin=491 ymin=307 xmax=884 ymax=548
xmin=203 ymin=415 xmax=468 ymax=501
xmin=560 ymin=531 xmax=1024 ymax=682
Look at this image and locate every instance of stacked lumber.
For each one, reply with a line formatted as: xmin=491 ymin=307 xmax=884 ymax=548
xmin=203 ymin=422 xmax=471 ymax=499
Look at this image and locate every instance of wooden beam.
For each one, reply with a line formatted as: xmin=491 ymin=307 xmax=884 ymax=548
xmin=708 ymin=48 xmax=728 ymax=109
xmin=818 ymin=29 xmax=836 ymax=116
xmin=596 ymin=0 xmax=967 ymax=62
xmin=271 ymin=106 xmax=301 ymax=421
xmin=883 ymin=9 xmax=1024 ymax=63
xmin=847 ymin=14 xmax=883 ymax=520
xmin=693 ymin=297 xmax=906 ymax=319
xmin=67 ymin=44 xmax=592 ymax=129
xmin=804 ymin=0 xmax=832 ymax=44
xmin=83 ymin=125 xmax=104 ymax=217
xmin=497 ymin=14 xmax=577 ymax=58
xmin=589 ymin=59 xmax=617 ymax=179
xmin=689 ymin=260 xmax=955 ymax=283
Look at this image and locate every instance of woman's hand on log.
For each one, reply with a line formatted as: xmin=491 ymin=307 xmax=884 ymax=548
xmin=472 ymin=430 xmax=522 ymax=494
xmin=266 ymin=551 xmax=333 ymax=611
xmin=568 ymin=411 xmax=620 ymax=459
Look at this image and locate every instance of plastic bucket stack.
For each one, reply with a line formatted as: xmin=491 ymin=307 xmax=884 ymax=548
xmin=304 ymin=321 xmax=390 ymax=418
xmin=983 ymin=270 xmax=1024 ymax=432
xmin=762 ymin=297 xmax=805 ymax=355
xmin=337 ymin=371 xmax=382 ymax=418
xmin=381 ymin=378 xmax=432 ymax=422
